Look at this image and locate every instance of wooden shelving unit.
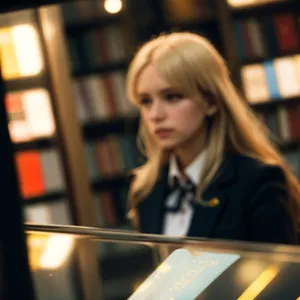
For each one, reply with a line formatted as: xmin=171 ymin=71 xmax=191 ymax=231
xmin=25 ymin=190 xmax=66 ymax=205
xmin=65 ymin=14 xmax=124 ymax=33
xmin=230 ymin=0 xmax=299 ymax=16
xmin=13 ymin=137 xmax=56 ymax=151
xmin=83 ymin=115 xmax=139 ymax=140
xmin=72 ymin=60 xmax=129 ymax=77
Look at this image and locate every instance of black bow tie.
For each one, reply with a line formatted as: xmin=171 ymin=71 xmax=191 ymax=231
xmin=165 ymin=177 xmax=196 ymax=213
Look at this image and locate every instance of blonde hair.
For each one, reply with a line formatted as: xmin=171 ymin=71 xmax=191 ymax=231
xmin=126 ymin=32 xmax=300 ymax=227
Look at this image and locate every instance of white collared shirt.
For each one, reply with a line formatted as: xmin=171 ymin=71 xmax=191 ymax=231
xmin=162 ymin=150 xmax=207 ymax=237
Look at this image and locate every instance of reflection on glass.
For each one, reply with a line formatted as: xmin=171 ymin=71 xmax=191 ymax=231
xmin=27 ymin=233 xmax=74 ymax=271
xmin=40 ymin=235 xmax=74 ymax=269
xmin=235 ymin=259 xmax=269 ymax=285
xmin=0 ymin=24 xmax=43 ymax=79
xmin=104 ymin=0 xmax=123 ymax=14
xmin=237 ymin=264 xmax=279 ymax=300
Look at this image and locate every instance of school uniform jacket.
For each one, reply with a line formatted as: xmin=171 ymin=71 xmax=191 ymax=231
xmin=132 ymin=152 xmax=298 ymax=245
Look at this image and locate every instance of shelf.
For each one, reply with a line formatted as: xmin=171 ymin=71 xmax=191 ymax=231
xmin=230 ymin=0 xmax=299 ymax=17
xmin=72 ymin=60 xmax=129 ymax=77
xmin=0 ymin=0 xmax=64 ymax=13
xmin=92 ymin=174 xmax=130 ymax=191
xmin=251 ymin=96 xmax=300 ymax=110
xmin=83 ymin=115 xmax=139 ymax=140
xmin=24 ymin=190 xmax=66 ymax=206
xmin=13 ymin=137 xmax=56 ymax=152
xmin=65 ymin=14 xmax=124 ymax=34
xmin=278 ymin=139 xmax=300 ymax=151
xmin=166 ymin=16 xmax=217 ymax=31
xmin=5 ymin=75 xmax=47 ymax=92
xmin=242 ymin=52 xmax=300 ymax=66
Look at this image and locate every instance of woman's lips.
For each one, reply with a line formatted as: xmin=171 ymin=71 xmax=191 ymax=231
xmin=154 ymin=129 xmax=174 ymax=138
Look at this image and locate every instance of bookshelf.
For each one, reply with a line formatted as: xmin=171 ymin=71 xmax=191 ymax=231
xmin=224 ymin=0 xmax=300 ymax=178
xmin=58 ymin=0 xmax=300 ymax=231
xmin=58 ymin=0 xmax=143 ymax=232
xmin=0 ymin=9 xmax=75 ymax=227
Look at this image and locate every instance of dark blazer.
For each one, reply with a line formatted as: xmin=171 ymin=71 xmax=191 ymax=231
xmin=134 ymin=152 xmax=298 ymax=245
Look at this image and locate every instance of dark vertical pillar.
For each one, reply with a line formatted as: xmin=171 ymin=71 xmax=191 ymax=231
xmin=0 ymin=61 xmax=35 ymax=299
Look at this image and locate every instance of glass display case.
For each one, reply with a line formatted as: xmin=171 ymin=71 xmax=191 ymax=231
xmin=25 ymin=223 xmax=300 ymax=300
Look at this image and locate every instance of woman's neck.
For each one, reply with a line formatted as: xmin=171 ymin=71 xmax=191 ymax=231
xmin=175 ymin=128 xmax=207 ymax=171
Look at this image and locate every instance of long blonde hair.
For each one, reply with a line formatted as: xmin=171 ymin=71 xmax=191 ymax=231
xmin=126 ymin=32 xmax=300 ymax=225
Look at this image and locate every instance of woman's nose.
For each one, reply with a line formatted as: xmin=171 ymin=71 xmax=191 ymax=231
xmin=149 ymin=101 xmax=166 ymax=121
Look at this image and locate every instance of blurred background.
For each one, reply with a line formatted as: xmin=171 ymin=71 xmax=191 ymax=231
xmin=0 ymin=0 xmax=300 ymax=299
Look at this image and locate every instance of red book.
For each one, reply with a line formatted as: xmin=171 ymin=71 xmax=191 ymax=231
xmin=95 ymin=28 xmax=109 ymax=64
xmin=15 ymin=151 xmax=45 ymax=198
xmin=273 ymin=14 xmax=300 ymax=53
xmin=242 ymin=20 xmax=255 ymax=58
xmin=101 ymin=75 xmax=119 ymax=116
xmin=5 ymin=93 xmax=23 ymax=113
xmin=287 ymin=105 xmax=300 ymax=140
xmin=94 ymin=139 xmax=114 ymax=176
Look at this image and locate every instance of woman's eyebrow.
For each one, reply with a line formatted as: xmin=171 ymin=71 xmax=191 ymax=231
xmin=159 ymin=87 xmax=176 ymax=93
xmin=137 ymin=87 xmax=178 ymax=97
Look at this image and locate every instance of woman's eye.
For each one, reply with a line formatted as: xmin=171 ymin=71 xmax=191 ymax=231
xmin=140 ymin=97 xmax=152 ymax=106
xmin=165 ymin=93 xmax=183 ymax=102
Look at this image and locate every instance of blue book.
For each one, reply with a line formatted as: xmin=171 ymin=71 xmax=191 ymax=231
xmin=118 ymin=135 xmax=136 ymax=170
xmin=264 ymin=61 xmax=281 ymax=100
xmin=129 ymin=248 xmax=240 ymax=300
xmin=84 ymin=142 xmax=100 ymax=179
xmin=233 ymin=20 xmax=248 ymax=61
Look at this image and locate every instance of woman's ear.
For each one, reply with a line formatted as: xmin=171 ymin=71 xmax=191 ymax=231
xmin=201 ymin=90 xmax=217 ymax=116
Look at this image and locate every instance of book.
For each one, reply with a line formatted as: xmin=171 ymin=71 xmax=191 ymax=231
xmin=40 ymin=150 xmax=65 ymax=192
xmin=5 ymin=89 xmax=56 ymax=143
xmin=246 ymin=18 xmax=268 ymax=58
xmin=233 ymin=20 xmax=248 ymax=61
xmin=241 ymin=64 xmax=270 ymax=103
xmin=0 ymin=25 xmax=43 ymax=79
xmin=15 ymin=151 xmax=46 ymax=198
xmin=25 ymin=200 xmax=71 ymax=225
xmin=263 ymin=61 xmax=280 ymax=100
xmin=277 ymin=107 xmax=291 ymax=141
xmin=272 ymin=13 xmax=300 ymax=53
xmin=273 ymin=56 xmax=300 ymax=98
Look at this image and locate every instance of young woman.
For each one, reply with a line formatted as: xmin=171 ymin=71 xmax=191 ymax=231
xmin=125 ymin=32 xmax=300 ymax=244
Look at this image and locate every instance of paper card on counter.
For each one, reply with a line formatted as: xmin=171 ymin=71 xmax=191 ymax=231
xmin=129 ymin=248 xmax=240 ymax=300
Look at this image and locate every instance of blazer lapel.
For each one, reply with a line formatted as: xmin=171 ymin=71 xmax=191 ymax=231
xmin=138 ymin=166 xmax=169 ymax=234
xmin=187 ymin=153 xmax=238 ymax=237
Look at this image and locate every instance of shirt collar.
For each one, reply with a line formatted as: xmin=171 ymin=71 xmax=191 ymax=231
xmin=168 ymin=150 xmax=207 ymax=186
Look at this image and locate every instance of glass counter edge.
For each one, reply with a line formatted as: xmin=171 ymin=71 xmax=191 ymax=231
xmin=24 ymin=223 xmax=300 ymax=258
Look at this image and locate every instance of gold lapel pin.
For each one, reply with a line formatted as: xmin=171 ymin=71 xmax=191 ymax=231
xmin=208 ymin=198 xmax=220 ymax=208
xmin=198 ymin=197 xmax=220 ymax=207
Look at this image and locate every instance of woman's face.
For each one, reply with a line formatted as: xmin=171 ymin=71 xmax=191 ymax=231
xmin=136 ymin=64 xmax=212 ymax=151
